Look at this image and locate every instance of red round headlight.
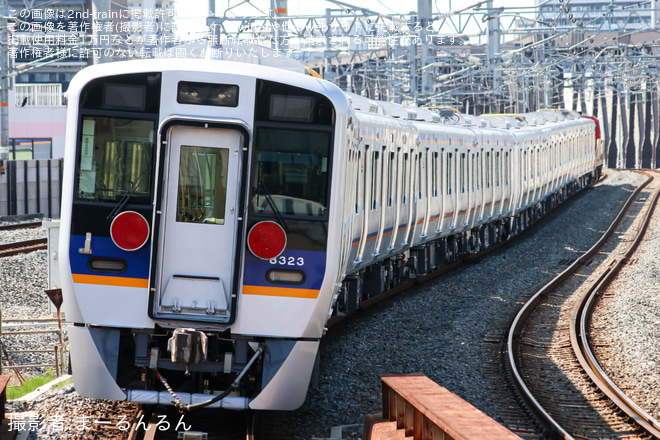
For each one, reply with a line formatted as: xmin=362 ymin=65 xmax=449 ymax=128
xmin=247 ymin=221 xmax=287 ymax=260
xmin=110 ymin=211 xmax=150 ymax=251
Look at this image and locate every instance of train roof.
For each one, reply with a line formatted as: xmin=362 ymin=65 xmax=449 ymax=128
xmin=346 ymin=93 xmax=588 ymax=131
xmin=67 ymin=58 xmax=349 ymax=111
xmin=69 ymin=59 xmax=591 ymax=135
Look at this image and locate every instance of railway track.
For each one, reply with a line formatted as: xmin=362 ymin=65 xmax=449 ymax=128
xmin=0 ymin=238 xmax=47 ymax=257
xmin=0 ymin=220 xmax=47 ymax=257
xmin=506 ymin=171 xmax=660 ymax=439
xmin=0 ymin=221 xmax=42 ymax=232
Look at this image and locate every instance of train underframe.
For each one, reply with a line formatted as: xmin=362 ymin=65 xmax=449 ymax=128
xmin=335 ymin=169 xmax=601 ymax=315
xmin=72 ymin=322 xmax=318 ymax=411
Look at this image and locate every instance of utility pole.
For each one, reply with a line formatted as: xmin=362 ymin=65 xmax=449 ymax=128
xmin=92 ymin=0 xmax=112 ymax=64
xmin=418 ymin=0 xmax=433 ymax=99
xmin=0 ymin=0 xmax=9 ymax=160
xmin=409 ymin=11 xmax=418 ymax=105
xmin=270 ymin=0 xmax=287 ymax=52
xmin=486 ymin=0 xmax=501 ymax=110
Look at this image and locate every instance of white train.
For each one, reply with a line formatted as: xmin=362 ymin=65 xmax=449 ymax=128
xmin=59 ymin=59 xmax=604 ymax=414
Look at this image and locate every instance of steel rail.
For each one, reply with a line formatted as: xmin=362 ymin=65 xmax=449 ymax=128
xmin=0 ymin=237 xmax=47 ymax=257
xmin=0 ymin=221 xmax=42 ymax=232
xmin=505 ymin=172 xmax=652 ymax=439
xmin=570 ymin=176 xmax=660 ymax=438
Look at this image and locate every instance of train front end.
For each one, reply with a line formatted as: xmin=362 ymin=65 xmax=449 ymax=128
xmin=59 ymin=59 xmax=348 ymax=411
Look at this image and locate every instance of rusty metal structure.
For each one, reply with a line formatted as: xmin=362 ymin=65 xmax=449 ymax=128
xmin=1 ymin=0 xmax=658 ymax=168
xmin=206 ymin=0 xmax=660 ymax=170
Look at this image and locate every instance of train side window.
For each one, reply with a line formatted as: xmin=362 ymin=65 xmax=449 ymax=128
xmin=478 ymin=153 xmax=481 ymax=191
xmin=505 ymin=151 xmax=510 ymax=186
xmin=495 ymin=151 xmax=500 ymax=187
xmin=439 ymin=149 xmax=444 ymax=195
xmin=402 ymin=152 xmax=408 ymax=204
xmin=372 ymin=150 xmax=380 ymax=210
xmin=447 ymin=152 xmax=453 ymax=195
xmin=534 ymin=149 xmax=537 ymax=180
xmin=432 ymin=151 xmax=438 ymax=197
xmin=388 ymin=151 xmax=396 ymax=207
xmin=383 ymin=148 xmax=390 ymax=207
xmin=460 ymin=153 xmax=466 ymax=193
xmin=176 ymin=146 xmax=229 ymax=225
xmin=476 ymin=152 xmax=480 ymax=191
xmin=364 ymin=145 xmax=370 ymax=211
xmin=418 ymin=152 xmax=424 ymax=200
xmin=356 ymin=151 xmax=361 ymax=213
xmin=413 ymin=154 xmax=418 ymax=203
xmin=476 ymin=152 xmax=481 ymax=191
xmin=485 ymin=151 xmax=491 ymax=188
xmin=471 ymin=153 xmax=475 ymax=192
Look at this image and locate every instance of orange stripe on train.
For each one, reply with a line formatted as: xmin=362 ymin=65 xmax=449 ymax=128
xmin=72 ymin=274 xmax=149 ymax=288
xmin=242 ymin=285 xmax=319 ymax=299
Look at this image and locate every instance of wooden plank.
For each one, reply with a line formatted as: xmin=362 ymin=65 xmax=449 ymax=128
xmin=380 ymin=374 xmax=522 ymax=440
xmin=0 ymin=375 xmax=10 ymax=423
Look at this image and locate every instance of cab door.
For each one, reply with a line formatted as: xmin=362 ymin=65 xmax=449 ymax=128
xmin=153 ymin=124 xmax=244 ymax=323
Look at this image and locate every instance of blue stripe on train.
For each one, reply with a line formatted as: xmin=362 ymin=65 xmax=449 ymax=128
xmin=243 ymin=249 xmax=326 ymax=290
xmin=69 ymin=235 xmax=151 ymax=279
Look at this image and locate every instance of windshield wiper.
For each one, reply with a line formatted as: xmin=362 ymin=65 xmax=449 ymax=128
xmin=258 ymin=181 xmax=289 ymax=232
xmin=107 ymin=170 xmax=151 ymax=221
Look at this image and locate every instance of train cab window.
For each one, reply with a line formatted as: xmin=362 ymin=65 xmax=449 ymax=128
xmin=251 ymin=80 xmax=335 ymax=219
xmin=176 ymin=146 xmax=229 ymax=225
xmin=75 ymin=116 xmax=154 ymax=203
xmin=251 ymin=127 xmax=331 ymax=217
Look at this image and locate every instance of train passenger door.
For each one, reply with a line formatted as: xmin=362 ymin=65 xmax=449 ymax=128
xmin=153 ymin=125 xmax=243 ymax=323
